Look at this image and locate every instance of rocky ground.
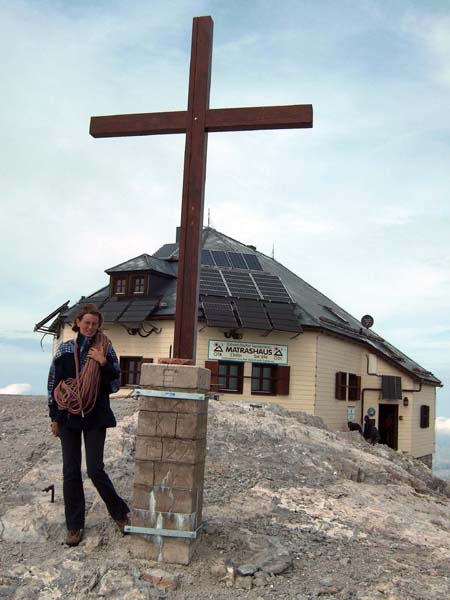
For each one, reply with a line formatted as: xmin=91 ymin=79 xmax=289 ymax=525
xmin=1 ymin=394 xmax=450 ymax=599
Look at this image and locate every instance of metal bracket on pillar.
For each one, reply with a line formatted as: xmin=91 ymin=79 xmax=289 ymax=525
xmin=135 ymin=389 xmax=206 ymax=401
xmin=124 ymin=524 xmax=203 ymax=539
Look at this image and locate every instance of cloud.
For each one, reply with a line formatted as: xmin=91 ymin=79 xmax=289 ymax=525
xmin=436 ymin=417 xmax=450 ymax=435
xmin=0 ymin=383 xmax=32 ymax=395
xmin=402 ymin=12 xmax=450 ymax=88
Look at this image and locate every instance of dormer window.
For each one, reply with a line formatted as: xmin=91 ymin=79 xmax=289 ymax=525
xmin=132 ymin=276 xmax=146 ymax=294
xmin=114 ymin=277 xmax=127 ymax=295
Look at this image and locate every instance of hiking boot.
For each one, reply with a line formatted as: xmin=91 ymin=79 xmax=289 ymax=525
xmin=65 ymin=529 xmax=82 ymax=546
xmin=114 ymin=514 xmax=130 ymax=534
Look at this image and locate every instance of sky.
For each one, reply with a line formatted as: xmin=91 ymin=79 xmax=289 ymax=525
xmin=0 ymin=1 xmax=449 ymax=419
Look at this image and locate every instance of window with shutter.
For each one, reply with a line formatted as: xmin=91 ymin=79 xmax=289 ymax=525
xmin=348 ymin=374 xmax=361 ymax=401
xmin=205 ymin=360 xmax=219 ymax=391
xmin=217 ymin=361 xmax=243 ymax=393
xmin=251 ymin=364 xmax=276 ymax=395
xmin=381 ymin=375 xmax=402 ymax=400
xmin=120 ymin=356 xmax=142 ymax=386
xmin=420 ymin=405 xmax=430 ymax=428
xmin=276 ymin=365 xmax=290 ymax=395
xmin=335 ymin=372 xmax=347 ymax=400
xmin=335 ymin=372 xmax=360 ymax=401
xmin=206 ymin=361 xmax=243 ymax=393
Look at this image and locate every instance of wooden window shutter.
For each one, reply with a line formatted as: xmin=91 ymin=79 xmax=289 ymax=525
xmin=205 ymin=360 xmax=219 ymax=391
xmin=382 ymin=375 xmax=402 ymax=400
xmin=335 ymin=372 xmax=347 ymax=400
xmin=276 ymin=365 xmax=290 ymax=395
xmin=348 ymin=374 xmax=361 ymax=401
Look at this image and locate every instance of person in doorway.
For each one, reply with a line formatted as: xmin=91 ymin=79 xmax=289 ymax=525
xmin=48 ymin=304 xmax=129 ymax=546
xmin=348 ymin=421 xmax=362 ymax=434
xmin=363 ymin=415 xmax=380 ymax=445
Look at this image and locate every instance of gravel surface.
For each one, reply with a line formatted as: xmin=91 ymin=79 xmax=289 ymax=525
xmin=1 ymin=395 xmax=450 ymax=599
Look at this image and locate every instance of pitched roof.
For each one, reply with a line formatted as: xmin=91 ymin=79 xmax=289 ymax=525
xmin=105 ymin=253 xmax=176 ymax=277
xmin=39 ymin=226 xmax=441 ymax=386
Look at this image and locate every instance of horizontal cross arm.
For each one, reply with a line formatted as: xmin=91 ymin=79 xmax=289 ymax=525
xmin=205 ymin=104 xmax=313 ymax=132
xmin=90 ymin=111 xmax=187 ymax=138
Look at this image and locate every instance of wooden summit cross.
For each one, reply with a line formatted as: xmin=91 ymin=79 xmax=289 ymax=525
xmin=90 ymin=16 xmax=313 ymax=361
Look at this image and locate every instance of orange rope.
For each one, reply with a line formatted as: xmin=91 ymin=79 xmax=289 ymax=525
xmin=54 ymin=332 xmax=110 ymax=417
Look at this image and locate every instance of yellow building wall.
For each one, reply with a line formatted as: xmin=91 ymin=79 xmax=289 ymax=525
xmin=57 ymin=321 xmax=436 ymax=458
xmin=315 ymin=334 xmax=364 ymax=430
xmin=358 ymin=354 xmax=436 ymax=457
xmin=196 ymin=328 xmax=319 ymax=414
xmin=59 ymin=323 xmax=318 ymax=413
xmin=60 ymin=320 xmax=175 ymax=367
xmin=410 ymin=384 xmax=436 ymax=459
xmin=102 ymin=321 xmax=175 ymax=360
xmin=360 ymin=354 xmax=413 ymax=453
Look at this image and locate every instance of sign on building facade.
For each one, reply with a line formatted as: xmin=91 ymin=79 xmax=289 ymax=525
xmin=208 ymin=340 xmax=288 ymax=365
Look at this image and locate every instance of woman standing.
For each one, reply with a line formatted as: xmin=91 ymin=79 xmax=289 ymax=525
xmin=48 ymin=304 xmax=129 ymax=546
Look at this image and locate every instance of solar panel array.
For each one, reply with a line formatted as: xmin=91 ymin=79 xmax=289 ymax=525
xmin=228 ymin=252 xmax=247 ymax=269
xmin=242 ymin=253 xmax=262 ymax=271
xmin=199 ymin=269 xmax=229 ymax=296
xmin=252 ymin=273 xmax=293 ymax=303
xmin=201 ymin=249 xmax=263 ymax=271
xmin=222 ymin=271 xmax=261 ymax=300
xmin=233 ymin=299 xmax=272 ymax=330
xmin=200 ymin=267 xmax=292 ymax=304
xmin=202 ymin=298 xmax=239 ymax=329
xmin=264 ymin=303 xmax=303 ymax=332
xmin=117 ymin=299 xmax=159 ymax=323
xmin=201 ymin=249 xmax=215 ymax=266
xmin=100 ymin=299 xmax=129 ymax=321
xmin=91 ymin=298 xmax=159 ymax=323
xmin=201 ymin=296 xmax=302 ymax=332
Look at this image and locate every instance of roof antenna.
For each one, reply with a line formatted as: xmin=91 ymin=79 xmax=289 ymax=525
xmin=207 ymin=208 xmax=215 ymax=229
xmin=271 ymin=243 xmax=275 ymax=259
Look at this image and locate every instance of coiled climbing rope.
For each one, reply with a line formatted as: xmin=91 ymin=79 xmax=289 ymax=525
xmin=54 ymin=332 xmax=110 ymax=417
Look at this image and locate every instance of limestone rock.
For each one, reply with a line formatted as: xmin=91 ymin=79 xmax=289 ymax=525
xmin=235 ymin=575 xmax=253 ymax=590
xmin=142 ymin=568 xmax=179 ymax=591
xmin=237 ymin=563 xmax=258 ymax=576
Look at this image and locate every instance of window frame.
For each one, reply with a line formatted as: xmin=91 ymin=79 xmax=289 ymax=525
xmin=335 ymin=371 xmax=361 ymax=401
xmin=120 ymin=356 xmax=142 ymax=386
xmin=113 ymin=277 xmax=128 ymax=295
xmin=131 ymin=275 xmax=146 ymax=295
xmin=217 ymin=361 xmax=244 ymax=394
xmin=251 ymin=363 xmax=277 ymax=396
xmin=420 ymin=405 xmax=430 ymax=429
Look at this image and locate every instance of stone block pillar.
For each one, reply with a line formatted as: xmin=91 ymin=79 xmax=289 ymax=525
xmin=127 ymin=363 xmax=210 ymax=565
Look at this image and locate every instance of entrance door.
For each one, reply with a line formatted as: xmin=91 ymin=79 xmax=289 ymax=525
xmin=378 ymin=404 xmax=398 ymax=450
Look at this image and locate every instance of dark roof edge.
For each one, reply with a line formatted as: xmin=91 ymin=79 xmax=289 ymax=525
xmin=302 ymin=324 xmax=442 ymax=386
xmin=105 ymin=253 xmax=153 ymax=273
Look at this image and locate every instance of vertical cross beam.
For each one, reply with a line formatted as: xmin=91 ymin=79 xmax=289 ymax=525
xmin=89 ymin=16 xmax=313 ymax=363
xmin=173 ymin=17 xmax=213 ymax=360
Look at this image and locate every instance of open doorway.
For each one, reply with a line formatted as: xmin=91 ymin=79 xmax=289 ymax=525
xmin=378 ymin=404 xmax=398 ymax=450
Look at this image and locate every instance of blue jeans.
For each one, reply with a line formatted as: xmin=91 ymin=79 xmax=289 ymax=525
xmin=59 ymin=424 xmax=129 ymax=530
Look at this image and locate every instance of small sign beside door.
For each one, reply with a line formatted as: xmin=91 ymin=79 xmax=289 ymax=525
xmin=347 ymin=406 xmax=356 ymax=422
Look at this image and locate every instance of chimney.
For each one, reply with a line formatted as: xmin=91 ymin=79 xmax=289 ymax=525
xmin=176 ymin=226 xmax=181 ymax=243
